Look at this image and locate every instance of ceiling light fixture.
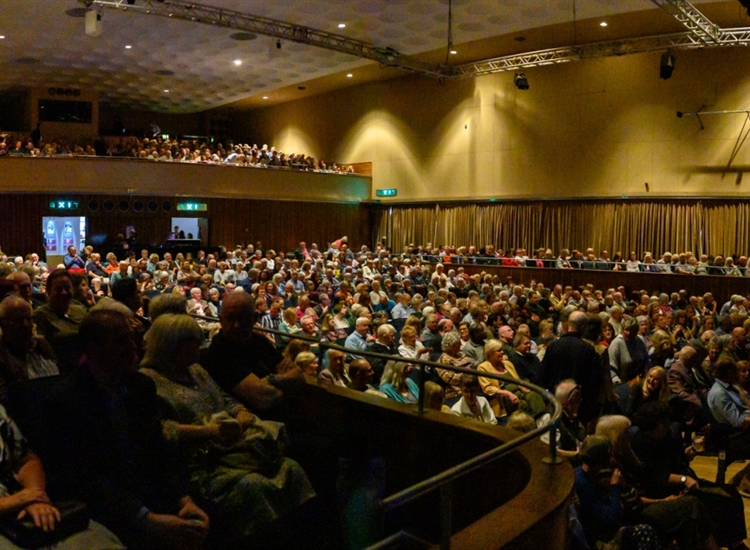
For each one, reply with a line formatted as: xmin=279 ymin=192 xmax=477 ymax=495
xmin=346 ymin=73 xmax=353 ymax=78
xmin=445 ymin=0 xmax=455 ymax=63
xmin=233 ymin=59 xmax=242 ymax=65
xmin=125 ymin=44 xmax=131 ymax=49
xmin=164 ymin=89 xmax=169 ymax=93
xmin=0 ymin=36 xmax=5 ymax=40
xmin=600 ymin=21 xmax=608 ymax=27
xmin=338 ymin=23 xmax=346 ymax=28
xmin=262 ymin=96 xmax=268 ymax=99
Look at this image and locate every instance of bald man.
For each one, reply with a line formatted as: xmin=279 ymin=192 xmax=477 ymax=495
xmin=0 ymin=295 xmax=59 ymax=403
xmin=6 ymin=271 xmax=43 ymax=308
xmin=540 ymin=311 xmax=606 ymax=424
xmin=201 ymin=291 xmax=304 ymax=413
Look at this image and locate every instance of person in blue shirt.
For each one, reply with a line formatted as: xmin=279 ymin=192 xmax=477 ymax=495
xmin=344 ymin=317 xmax=370 ymax=362
xmin=63 ymin=246 xmax=85 ymax=270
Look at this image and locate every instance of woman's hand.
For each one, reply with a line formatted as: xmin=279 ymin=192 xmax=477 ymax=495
xmin=18 ymin=502 xmax=60 ymax=532
xmin=503 ymin=390 xmax=519 ymax=405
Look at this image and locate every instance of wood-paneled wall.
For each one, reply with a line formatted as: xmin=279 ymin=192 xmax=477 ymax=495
xmin=0 ymin=193 xmax=369 ymax=258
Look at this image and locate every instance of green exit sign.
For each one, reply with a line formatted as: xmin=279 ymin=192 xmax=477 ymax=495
xmin=49 ymin=200 xmax=80 ymax=210
xmin=376 ymin=188 xmax=398 ymax=197
xmin=177 ymin=202 xmax=207 ymax=212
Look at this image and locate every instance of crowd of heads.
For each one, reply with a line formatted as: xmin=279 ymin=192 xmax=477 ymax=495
xmin=2 ymin=233 xmax=750 ymax=547
xmin=0 ymin=132 xmax=356 ymax=174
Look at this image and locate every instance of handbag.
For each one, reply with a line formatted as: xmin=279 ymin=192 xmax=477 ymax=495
xmin=0 ymin=501 xmax=90 ymax=549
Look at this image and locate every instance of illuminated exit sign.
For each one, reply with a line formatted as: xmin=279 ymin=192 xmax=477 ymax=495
xmin=177 ymin=202 xmax=207 ymax=212
xmin=376 ymin=188 xmax=397 ymax=197
xmin=49 ymin=200 xmax=80 ymax=209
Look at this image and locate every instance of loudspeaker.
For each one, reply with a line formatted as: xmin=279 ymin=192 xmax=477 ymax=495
xmin=85 ymin=10 xmax=102 ymax=37
xmin=660 ymin=52 xmax=675 ymax=80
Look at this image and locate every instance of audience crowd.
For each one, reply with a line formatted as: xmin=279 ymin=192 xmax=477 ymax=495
xmin=0 ymin=235 xmax=749 ymax=549
xmin=0 ymin=133 xmax=356 ymax=174
xmin=394 ymin=242 xmax=750 ymax=276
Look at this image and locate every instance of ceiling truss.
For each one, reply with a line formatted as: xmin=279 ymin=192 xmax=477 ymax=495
xmin=89 ymin=0 xmax=750 ymax=81
xmin=650 ymin=0 xmax=720 ymax=43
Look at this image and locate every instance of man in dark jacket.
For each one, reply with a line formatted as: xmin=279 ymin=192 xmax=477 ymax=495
xmin=541 ymin=311 xmax=605 ymax=424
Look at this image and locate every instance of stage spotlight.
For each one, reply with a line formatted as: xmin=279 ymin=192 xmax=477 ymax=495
xmin=514 ymin=72 xmax=529 ymax=90
xmin=660 ymin=52 xmax=675 ymax=80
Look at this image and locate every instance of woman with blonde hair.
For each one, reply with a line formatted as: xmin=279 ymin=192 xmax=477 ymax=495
xmin=275 ymin=307 xmax=301 ymax=350
xmin=294 ymin=351 xmax=319 ymax=377
xmin=379 ymin=360 xmax=419 ymax=404
xmin=140 ymin=314 xmax=315 ymax=546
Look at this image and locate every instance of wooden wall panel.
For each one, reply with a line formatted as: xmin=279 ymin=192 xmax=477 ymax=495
xmin=0 ymin=193 xmax=369 ymax=258
xmin=206 ymin=199 xmax=366 ymax=254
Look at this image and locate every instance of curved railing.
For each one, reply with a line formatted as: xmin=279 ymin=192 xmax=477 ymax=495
xmin=190 ymin=313 xmax=564 ymax=549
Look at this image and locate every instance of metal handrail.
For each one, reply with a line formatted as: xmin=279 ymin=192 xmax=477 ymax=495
xmin=370 ymin=253 xmax=745 ymax=275
xmin=190 ymin=312 xmax=564 ymax=549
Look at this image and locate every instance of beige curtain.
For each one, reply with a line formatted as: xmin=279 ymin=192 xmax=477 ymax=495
xmin=375 ymin=200 xmax=750 ymax=258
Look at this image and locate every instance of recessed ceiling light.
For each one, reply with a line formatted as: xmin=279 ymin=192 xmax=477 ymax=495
xmin=346 ymin=73 xmax=353 ymax=78
xmin=600 ymin=21 xmax=608 ymax=27
xmin=164 ymin=89 xmax=169 ymax=93
xmin=125 ymin=45 xmax=131 ymax=49
xmin=233 ymin=59 xmax=242 ymax=66
xmin=263 ymin=96 xmax=268 ymax=99
xmin=450 ymin=49 xmax=457 ymax=55
xmin=338 ymin=23 xmax=346 ymax=28
xmin=0 ymin=36 xmax=5 ymax=40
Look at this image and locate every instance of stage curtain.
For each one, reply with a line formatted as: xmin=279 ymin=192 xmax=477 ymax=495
xmin=375 ymin=200 xmax=750 ymax=258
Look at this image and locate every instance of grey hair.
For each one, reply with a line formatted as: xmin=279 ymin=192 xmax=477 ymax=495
xmin=441 ymin=330 xmax=461 ymax=351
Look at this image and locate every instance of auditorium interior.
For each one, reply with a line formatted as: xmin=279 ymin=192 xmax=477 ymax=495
xmin=2 ymin=1 xmax=750 ymax=549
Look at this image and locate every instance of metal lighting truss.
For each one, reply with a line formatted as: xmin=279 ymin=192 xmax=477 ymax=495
xmin=89 ymin=0 xmax=750 ymax=80
xmin=88 ymin=0 xmax=458 ymax=79
xmin=650 ymin=0 xmax=719 ymax=43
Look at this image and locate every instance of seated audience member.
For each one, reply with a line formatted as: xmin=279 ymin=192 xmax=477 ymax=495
xmin=479 ymin=339 xmax=546 ymax=419
xmin=318 ymin=349 xmax=350 ymax=388
xmin=667 ymin=346 xmax=707 ymax=423
xmin=506 ymin=411 xmax=536 ymax=433
xmin=366 ymin=324 xmax=398 ymax=385
xmin=0 ymin=295 xmax=59 ymax=404
xmin=379 ymin=360 xmax=419 ymax=404
xmin=451 ymin=374 xmax=497 ymax=424
xmin=397 ymin=325 xmax=429 ymax=359
xmin=70 ymin=273 xmax=96 ymax=310
xmin=509 ymin=332 xmax=542 ymax=385
xmin=538 ymin=380 xmax=585 ymax=461
xmin=626 ymin=366 xmax=670 ymax=419
xmin=35 ymin=310 xmax=211 ymax=549
xmin=0 ymin=401 xmax=124 ymax=548
xmin=276 ymin=307 xmax=301 ymax=351
xmin=295 ymin=351 xmax=319 ymax=377
xmin=62 ymin=246 xmax=85 ymax=272
xmin=738 ymin=359 xmax=750 ymax=403
xmin=148 ymin=293 xmax=188 ymax=321
xmin=628 ymin=402 xmax=748 ymax=549
xmin=423 ymin=381 xmax=451 ymax=413
xmin=140 ymin=314 xmax=315 ymax=546
xmin=32 ymin=270 xmax=87 ymax=371
xmin=347 ymin=359 xmax=386 ymax=398
xmin=707 ymin=358 xmax=750 ymax=494
xmin=344 ymin=317 xmax=370 ymax=362
xmin=202 ymin=292 xmax=305 ymax=414
xmin=436 ymin=331 xmax=474 ymax=406
xmin=6 ymin=271 xmax=44 ymax=309
xmin=574 ymin=436 xmax=660 ymax=550
xmin=608 ymin=317 xmax=649 ymax=385
xmin=461 ymin=323 xmax=486 ymax=368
